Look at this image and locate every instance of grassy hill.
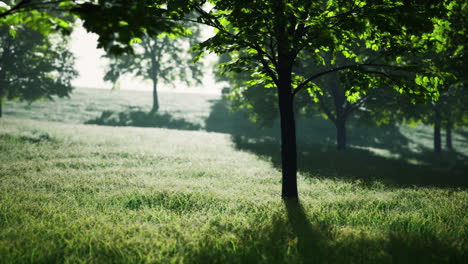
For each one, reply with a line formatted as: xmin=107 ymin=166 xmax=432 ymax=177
xmin=2 ymin=88 xmax=218 ymax=127
xmin=4 ymin=88 xmax=468 ymax=154
xmin=0 ymin=118 xmax=466 ymax=263
xmin=1 ymin=88 xmax=467 ymax=263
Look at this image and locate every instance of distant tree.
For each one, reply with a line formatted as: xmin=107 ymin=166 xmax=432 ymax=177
xmin=402 ymin=84 xmax=467 ymax=153
xmin=103 ymin=29 xmax=203 ymax=113
xmin=441 ymin=85 xmax=468 ymax=151
xmin=0 ymin=24 xmax=77 ymax=117
xmin=74 ymin=1 xmax=453 ymax=199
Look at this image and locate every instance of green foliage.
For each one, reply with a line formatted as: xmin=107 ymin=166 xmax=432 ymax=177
xmin=0 ymin=0 xmax=75 ymax=36
xmin=72 ymin=0 xmax=185 ymax=55
xmin=0 ymin=24 xmax=77 ymax=107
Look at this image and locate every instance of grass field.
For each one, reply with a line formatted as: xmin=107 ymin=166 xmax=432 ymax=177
xmin=3 ymin=88 xmax=218 ymax=127
xmin=1 ymin=88 xmax=467 ymax=263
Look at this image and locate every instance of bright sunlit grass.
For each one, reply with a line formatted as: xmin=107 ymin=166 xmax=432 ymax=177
xmin=0 ymin=118 xmax=466 ymax=263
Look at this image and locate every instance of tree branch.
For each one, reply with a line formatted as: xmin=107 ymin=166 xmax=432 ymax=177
xmin=293 ymin=63 xmax=409 ymax=96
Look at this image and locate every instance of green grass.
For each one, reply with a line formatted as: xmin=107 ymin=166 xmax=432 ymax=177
xmin=0 ymin=118 xmax=467 ymax=263
xmin=5 ymin=88 xmax=468 ymax=158
xmin=3 ymin=88 xmax=218 ymax=127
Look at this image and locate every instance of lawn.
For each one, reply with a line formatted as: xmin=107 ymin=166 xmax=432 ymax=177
xmin=0 ymin=117 xmax=466 ymax=263
xmin=1 ymin=88 xmax=467 ymax=263
xmin=2 ymin=88 xmax=218 ymax=127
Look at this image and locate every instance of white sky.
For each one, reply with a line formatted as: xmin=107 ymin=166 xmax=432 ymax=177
xmin=70 ymin=23 xmax=224 ymax=95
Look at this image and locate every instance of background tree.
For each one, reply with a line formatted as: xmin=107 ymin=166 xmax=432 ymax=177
xmin=103 ymin=29 xmax=203 ymax=113
xmin=0 ymin=24 xmax=77 ymax=117
xmin=398 ymin=84 xmax=468 ymax=153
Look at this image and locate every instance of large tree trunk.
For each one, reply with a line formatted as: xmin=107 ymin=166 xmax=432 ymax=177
xmin=434 ymin=106 xmax=442 ymax=153
xmin=446 ymin=123 xmax=453 ymax=151
xmin=335 ymin=116 xmax=347 ymax=150
xmin=151 ymin=77 xmax=159 ymax=113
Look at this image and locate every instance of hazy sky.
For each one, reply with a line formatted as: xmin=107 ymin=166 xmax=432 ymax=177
xmin=70 ymin=23 xmax=224 ymax=94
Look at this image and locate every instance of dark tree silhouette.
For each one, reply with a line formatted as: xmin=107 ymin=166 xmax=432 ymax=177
xmin=0 ymin=25 xmax=77 ymax=117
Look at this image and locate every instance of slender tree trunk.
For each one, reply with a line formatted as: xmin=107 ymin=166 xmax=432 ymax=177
xmin=434 ymin=106 xmax=442 ymax=153
xmin=446 ymin=123 xmax=453 ymax=151
xmin=274 ymin=0 xmax=298 ymax=199
xmin=145 ymin=37 xmax=161 ymax=114
xmin=278 ymin=81 xmax=298 ymax=199
xmin=329 ymin=71 xmax=348 ymax=151
xmin=151 ymin=77 xmax=159 ymax=113
xmin=0 ymin=75 xmax=4 ymax=118
xmin=277 ymin=49 xmax=298 ymax=199
xmin=335 ymin=116 xmax=347 ymax=150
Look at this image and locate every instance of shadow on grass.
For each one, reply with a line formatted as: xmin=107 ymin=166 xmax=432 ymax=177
xmin=204 ymin=98 xmax=468 ymax=188
xmin=232 ymin=135 xmax=468 ymax=188
xmin=85 ymin=107 xmax=201 ymax=130
xmin=189 ymin=199 xmax=465 ymax=263
xmin=205 ymin=98 xmax=416 ymax=151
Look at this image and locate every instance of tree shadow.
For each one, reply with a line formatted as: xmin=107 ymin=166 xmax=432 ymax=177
xmin=205 ymin=98 xmax=415 ymax=151
xmin=205 ymin=98 xmax=467 ymax=188
xmin=283 ymin=199 xmax=330 ymax=263
xmin=187 ymin=199 xmax=465 ymax=263
xmin=85 ymin=107 xmax=201 ymax=130
xmin=233 ymin=135 xmax=467 ymax=188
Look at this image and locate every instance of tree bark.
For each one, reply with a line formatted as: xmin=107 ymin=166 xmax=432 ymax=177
xmin=277 ymin=48 xmax=298 ymax=199
xmin=336 ymin=117 xmax=347 ymax=150
xmin=144 ymin=37 xmax=161 ymax=114
xmin=278 ymin=81 xmax=298 ymax=199
xmin=274 ymin=0 xmax=298 ymax=199
xmin=434 ymin=106 xmax=442 ymax=153
xmin=446 ymin=123 xmax=453 ymax=151
xmin=330 ymin=72 xmax=348 ymax=151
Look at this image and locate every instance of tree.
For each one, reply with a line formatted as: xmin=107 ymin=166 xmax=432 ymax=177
xmin=0 ymin=24 xmax=77 ymax=117
xmin=403 ymin=85 xmax=467 ymax=153
xmin=104 ymin=30 xmax=203 ymax=113
xmin=430 ymin=1 xmax=468 ymax=152
xmin=217 ymin=49 xmax=401 ymax=151
xmin=74 ymin=0 xmax=453 ymax=199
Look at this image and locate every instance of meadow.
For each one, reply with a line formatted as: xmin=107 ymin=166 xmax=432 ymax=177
xmin=0 ymin=88 xmax=467 ymax=263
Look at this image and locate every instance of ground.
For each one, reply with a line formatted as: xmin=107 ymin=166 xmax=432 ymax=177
xmin=0 ymin=88 xmax=466 ymax=263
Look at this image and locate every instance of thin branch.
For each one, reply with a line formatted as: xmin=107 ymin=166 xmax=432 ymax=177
xmin=293 ymin=63 xmax=409 ymax=96
xmin=293 ymin=65 xmax=358 ymax=95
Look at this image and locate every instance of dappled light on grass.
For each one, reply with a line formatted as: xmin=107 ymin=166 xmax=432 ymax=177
xmin=0 ymin=118 xmax=466 ymax=263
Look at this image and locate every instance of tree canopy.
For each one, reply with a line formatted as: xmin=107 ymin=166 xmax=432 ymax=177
xmin=0 ymin=23 xmax=77 ymax=117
